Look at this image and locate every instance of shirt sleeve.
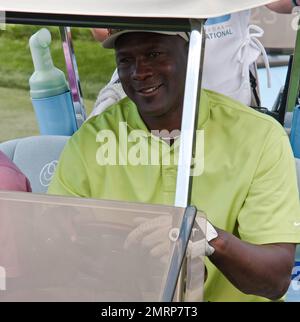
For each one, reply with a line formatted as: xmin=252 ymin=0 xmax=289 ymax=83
xmin=238 ymin=128 xmax=300 ymax=244
xmin=0 ymin=167 xmax=31 ymax=192
xmin=47 ymin=135 xmax=91 ymax=197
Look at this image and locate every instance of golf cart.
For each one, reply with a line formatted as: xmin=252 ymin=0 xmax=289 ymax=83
xmin=0 ymin=0 xmax=299 ymax=302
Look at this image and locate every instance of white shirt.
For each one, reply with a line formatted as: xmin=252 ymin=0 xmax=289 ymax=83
xmin=203 ymin=10 xmax=268 ymax=105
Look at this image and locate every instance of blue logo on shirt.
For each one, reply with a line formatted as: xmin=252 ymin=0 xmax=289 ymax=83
xmin=206 ymin=14 xmax=231 ymax=26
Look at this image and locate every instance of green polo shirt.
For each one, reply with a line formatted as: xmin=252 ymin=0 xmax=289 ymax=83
xmin=48 ymin=89 xmax=300 ymax=301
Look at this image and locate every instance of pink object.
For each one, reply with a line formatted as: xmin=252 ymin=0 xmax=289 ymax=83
xmin=0 ymin=151 xmax=31 ymax=192
xmin=0 ymin=151 xmax=32 ymax=278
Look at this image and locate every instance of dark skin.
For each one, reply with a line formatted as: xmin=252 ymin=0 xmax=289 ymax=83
xmin=115 ymin=32 xmax=188 ymax=133
xmin=115 ymin=32 xmax=296 ymax=300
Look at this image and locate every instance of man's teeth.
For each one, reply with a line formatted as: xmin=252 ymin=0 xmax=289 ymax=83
xmin=141 ymin=86 xmax=157 ymax=93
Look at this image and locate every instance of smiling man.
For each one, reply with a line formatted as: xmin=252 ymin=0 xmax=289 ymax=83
xmin=48 ymin=31 xmax=300 ymax=302
xmin=114 ymin=32 xmax=188 ymax=133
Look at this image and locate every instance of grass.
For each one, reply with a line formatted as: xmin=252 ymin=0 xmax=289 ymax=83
xmin=0 ymin=86 xmax=95 ymax=142
xmin=0 ymin=25 xmax=116 ymax=100
xmin=0 ymin=24 xmax=115 ymax=142
xmin=0 ymin=86 xmax=38 ymax=142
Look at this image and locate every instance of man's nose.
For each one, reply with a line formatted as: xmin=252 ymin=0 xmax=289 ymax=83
xmin=132 ymin=57 xmax=153 ymax=80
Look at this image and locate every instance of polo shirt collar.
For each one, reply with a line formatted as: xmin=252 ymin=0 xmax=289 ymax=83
xmin=124 ymin=99 xmax=150 ymax=134
xmin=124 ymin=89 xmax=210 ymax=133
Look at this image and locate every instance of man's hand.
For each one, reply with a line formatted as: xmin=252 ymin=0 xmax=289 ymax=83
xmin=91 ymin=28 xmax=110 ymax=42
xmin=266 ymin=0 xmax=295 ymax=13
xmin=124 ymin=215 xmax=174 ymax=263
xmin=124 ymin=215 xmax=215 ymax=261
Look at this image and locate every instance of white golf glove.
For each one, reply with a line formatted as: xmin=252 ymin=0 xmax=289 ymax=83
xmin=124 ymin=215 xmax=218 ymax=263
xmin=188 ymin=217 xmax=218 ymax=257
xmin=124 ymin=216 xmax=172 ymax=264
xmin=88 ymin=69 xmax=126 ymax=120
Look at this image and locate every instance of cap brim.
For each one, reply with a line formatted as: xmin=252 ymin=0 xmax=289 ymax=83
xmin=102 ymin=30 xmax=189 ymax=49
xmin=102 ymin=30 xmax=135 ymax=48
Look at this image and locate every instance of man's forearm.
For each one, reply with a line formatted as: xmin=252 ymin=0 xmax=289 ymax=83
xmin=266 ymin=0 xmax=295 ymax=14
xmin=209 ymin=228 xmax=295 ymax=300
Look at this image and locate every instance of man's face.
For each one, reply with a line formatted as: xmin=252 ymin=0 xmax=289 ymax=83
xmin=115 ymin=33 xmax=188 ymax=118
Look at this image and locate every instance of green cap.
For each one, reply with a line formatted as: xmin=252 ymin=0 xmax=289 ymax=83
xmin=29 ymin=28 xmax=69 ymax=99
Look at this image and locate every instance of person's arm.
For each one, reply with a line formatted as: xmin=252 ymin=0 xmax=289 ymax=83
xmin=210 ymin=231 xmax=295 ymax=300
xmin=91 ymin=28 xmax=110 ymax=42
xmin=266 ymin=0 xmax=296 ymax=13
xmin=0 ymin=167 xmax=31 ymax=192
xmin=48 ymin=134 xmax=90 ymax=197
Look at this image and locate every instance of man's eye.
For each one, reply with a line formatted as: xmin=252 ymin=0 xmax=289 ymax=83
xmin=148 ymin=52 xmax=161 ymax=58
xmin=118 ymin=57 xmax=131 ymax=65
